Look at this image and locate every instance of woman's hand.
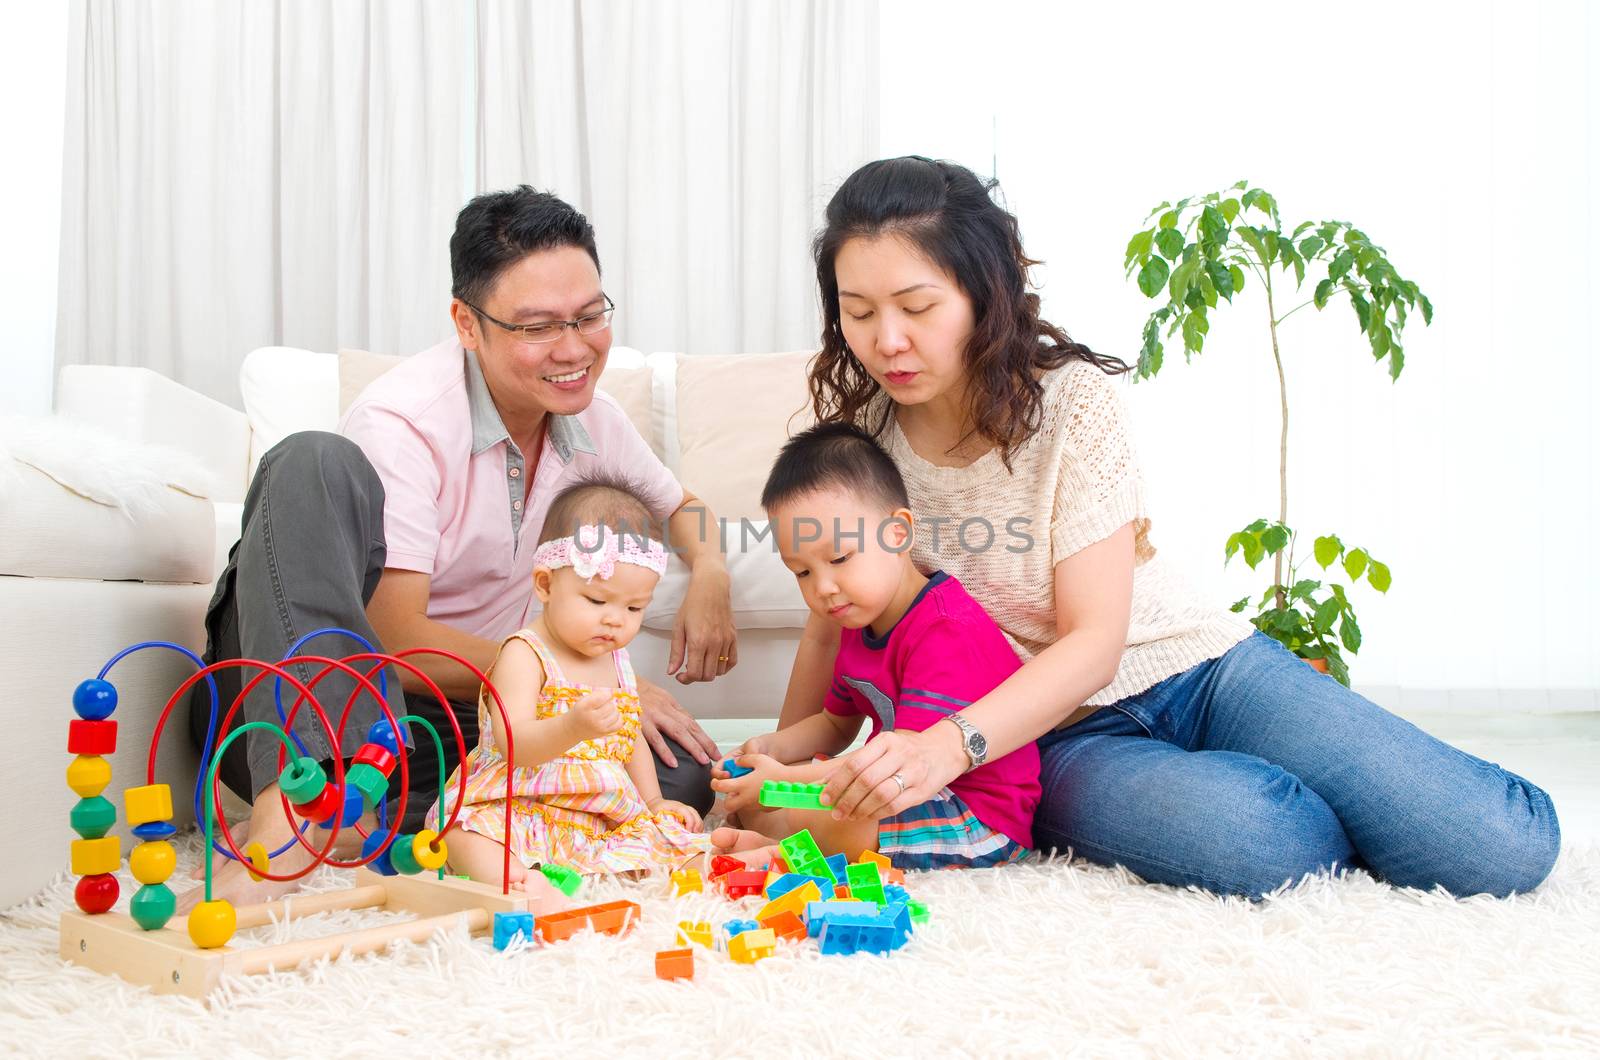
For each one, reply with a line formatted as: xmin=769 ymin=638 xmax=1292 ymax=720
xmin=669 ymin=560 xmax=737 ymax=684
xmin=637 ymin=679 xmax=718 ymax=768
xmin=820 ymin=725 xmax=968 ymax=822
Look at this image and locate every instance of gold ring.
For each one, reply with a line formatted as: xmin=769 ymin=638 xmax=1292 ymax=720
xmin=718 ymin=656 xmax=728 ymax=662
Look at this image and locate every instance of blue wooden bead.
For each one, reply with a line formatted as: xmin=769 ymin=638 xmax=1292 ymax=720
xmin=72 ymin=679 xmax=118 ymax=721
xmin=361 ymin=829 xmax=399 ymax=875
xmin=132 ymin=820 xmax=178 ymax=841
xmin=366 ymin=719 xmax=401 ymax=756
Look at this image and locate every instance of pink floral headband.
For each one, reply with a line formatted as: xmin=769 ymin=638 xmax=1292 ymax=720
xmin=531 ymin=524 xmax=669 ymax=582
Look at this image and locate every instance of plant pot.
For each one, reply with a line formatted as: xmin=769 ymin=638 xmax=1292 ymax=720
xmin=1303 ymin=657 xmax=1330 ymax=675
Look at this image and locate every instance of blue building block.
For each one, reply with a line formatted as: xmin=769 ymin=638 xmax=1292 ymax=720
xmin=721 ymin=758 xmax=753 ymax=778
xmin=804 ymin=900 xmax=878 ymax=938
xmin=818 ymin=913 xmax=895 ymax=956
xmin=493 ymin=911 xmax=535 ymax=950
xmin=881 ymin=900 xmax=913 ymax=949
xmin=883 ymin=884 xmax=910 ymax=906
xmin=724 ymin=918 xmax=760 ymax=938
xmin=822 ymin=853 xmax=849 ymax=886
xmin=766 ymin=873 xmax=832 ymax=901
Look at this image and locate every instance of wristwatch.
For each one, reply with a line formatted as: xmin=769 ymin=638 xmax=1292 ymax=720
xmin=941 ymin=714 xmax=989 ymax=771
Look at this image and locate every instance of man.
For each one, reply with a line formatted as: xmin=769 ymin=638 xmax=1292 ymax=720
xmin=186 ymin=187 xmax=736 ymax=906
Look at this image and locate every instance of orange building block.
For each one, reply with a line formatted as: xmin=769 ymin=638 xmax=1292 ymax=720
xmin=834 ymin=884 xmax=852 ymax=900
xmin=533 ymin=900 xmax=640 ymax=943
xmin=857 ymin=849 xmax=892 ymax=871
xmin=884 ymin=868 xmax=905 ymax=886
xmin=759 ymin=909 xmax=807 ymax=943
xmin=655 ymin=947 xmax=694 ymax=980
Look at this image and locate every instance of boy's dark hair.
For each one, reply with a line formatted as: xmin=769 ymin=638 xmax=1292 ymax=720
xmin=450 ymin=186 xmax=600 ymax=308
xmin=761 ymin=422 xmax=911 ymax=513
xmin=539 ymin=473 xmax=662 ymax=546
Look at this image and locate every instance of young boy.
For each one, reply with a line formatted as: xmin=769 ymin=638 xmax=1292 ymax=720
xmin=711 ymin=423 xmax=1039 ymax=869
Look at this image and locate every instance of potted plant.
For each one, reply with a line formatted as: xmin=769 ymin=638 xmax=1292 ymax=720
xmin=1122 ymin=182 xmax=1431 ymax=685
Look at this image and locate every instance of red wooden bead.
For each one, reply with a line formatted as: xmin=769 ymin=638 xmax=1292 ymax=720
xmin=67 ymin=719 xmax=117 ymax=756
xmin=74 ymin=872 xmax=119 ymax=914
xmin=351 ymin=743 xmax=397 ymax=778
xmin=293 ymin=783 xmax=342 ymax=822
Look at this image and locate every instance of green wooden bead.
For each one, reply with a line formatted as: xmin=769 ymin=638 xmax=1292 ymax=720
xmin=344 ymin=762 xmax=389 ymax=812
xmin=130 ymin=883 xmax=176 ymax=931
xmin=278 ymin=755 xmax=327 ymax=805
xmin=70 ymin=796 xmax=116 ymax=839
xmin=388 ymin=833 xmax=423 ymax=875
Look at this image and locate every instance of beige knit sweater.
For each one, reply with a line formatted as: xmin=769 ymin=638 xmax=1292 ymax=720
xmin=872 ymin=360 xmax=1253 ymax=711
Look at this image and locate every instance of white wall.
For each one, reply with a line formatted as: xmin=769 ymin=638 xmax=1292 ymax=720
xmin=0 ymin=4 xmax=68 ymax=416
xmin=880 ymin=0 xmax=1600 ymax=709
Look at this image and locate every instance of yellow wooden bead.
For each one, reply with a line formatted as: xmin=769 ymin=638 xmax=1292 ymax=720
xmin=187 ymin=899 xmax=236 ymax=949
xmin=412 ymin=830 xmax=448 ymax=871
xmin=70 ymin=836 xmax=121 ymax=876
xmin=243 ymin=841 xmax=270 ymax=882
xmin=129 ymin=840 xmax=177 ymax=885
xmin=66 ymin=755 xmax=111 ymax=798
xmin=123 ymin=783 xmax=173 ymax=827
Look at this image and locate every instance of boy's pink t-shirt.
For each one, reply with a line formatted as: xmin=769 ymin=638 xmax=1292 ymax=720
xmin=824 ymin=572 xmax=1040 ymax=848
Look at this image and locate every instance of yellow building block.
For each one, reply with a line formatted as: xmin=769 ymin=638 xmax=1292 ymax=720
xmin=755 ymin=880 xmax=821 ymax=926
xmin=70 ymin=836 xmax=121 ymax=876
xmin=129 ymin=840 xmax=176 ymax=885
xmin=123 ymin=783 xmax=173 ymax=827
xmin=670 ymin=868 xmax=702 ymax=896
xmin=728 ymin=928 xmax=776 ymax=964
xmin=676 ymin=920 xmax=713 ymax=948
xmin=66 ymin=755 xmax=111 ymax=798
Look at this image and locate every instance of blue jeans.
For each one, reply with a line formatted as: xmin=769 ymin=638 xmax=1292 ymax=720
xmin=1036 ymin=633 xmax=1561 ymax=898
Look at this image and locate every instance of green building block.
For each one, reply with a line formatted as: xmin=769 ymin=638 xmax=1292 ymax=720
xmin=539 ymin=863 xmax=582 ymax=897
xmin=845 ymin=861 xmax=886 ymax=905
xmin=759 ymin=780 xmax=827 ymax=810
xmin=908 ymin=900 xmax=929 ymax=924
xmin=778 ymin=828 xmax=829 ymax=878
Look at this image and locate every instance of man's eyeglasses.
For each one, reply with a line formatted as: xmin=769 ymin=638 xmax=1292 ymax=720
xmin=465 ymin=294 xmax=616 ymax=345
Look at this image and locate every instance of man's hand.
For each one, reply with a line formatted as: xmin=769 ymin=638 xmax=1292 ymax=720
xmin=669 ymin=560 xmax=737 ymax=684
xmin=647 ymin=797 xmax=703 ymax=832
xmin=637 ymin=677 xmax=718 ymax=768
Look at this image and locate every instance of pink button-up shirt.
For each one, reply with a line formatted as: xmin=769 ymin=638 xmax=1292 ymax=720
xmin=338 ymin=338 xmax=683 ymax=641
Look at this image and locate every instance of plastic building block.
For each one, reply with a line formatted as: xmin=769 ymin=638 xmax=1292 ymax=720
xmin=778 ymin=829 xmax=830 ymax=880
xmin=856 ymin=849 xmax=892 ymax=871
xmin=755 ymin=880 xmax=822 ymax=926
xmin=72 ymin=678 xmax=118 ymax=720
xmin=883 ymin=884 xmax=910 ymax=906
xmin=764 ymin=873 xmax=831 ymax=902
xmin=728 ymin=928 xmax=776 ymax=964
xmin=724 ymin=918 xmax=759 ymax=938
xmin=759 ymin=909 xmax=807 ymax=943
xmin=66 ymin=755 xmax=111 ymax=798
xmin=413 ymin=830 xmax=449 ymax=871
xmin=709 ymin=854 xmax=745 ymax=879
xmin=804 ymin=900 xmax=877 ymax=938
xmin=719 ymin=870 xmax=768 ymax=899
xmin=534 ymin=900 xmax=640 ymax=943
xmin=721 ymin=757 xmax=753 ymax=778
xmin=671 ymin=868 xmax=703 ymax=896
xmin=770 ymin=854 xmax=789 ymax=875
xmin=882 ymin=901 xmax=913 ymax=948
xmin=70 ymin=836 xmax=121 ymax=876
xmin=845 ymin=862 xmax=886 ymax=906
xmin=823 ymin=853 xmax=849 ymax=885
xmin=129 ymin=882 xmax=175 ymax=930
xmin=677 ymin=921 xmax=714 ymax=948
xmin=123 ymin=783 xmax=174 ymax=827
xmin=129 ymin=839 xmax=176 ymax=885
xmin=833 ymin=884 xmax=852 ymax=900
xmin=73 ymin=873 xmax=118 ymax=914
xmin=187 ymin=899 xmax=237 ymax=949
xmin=884 ymin=867 xmax=906 ymax=886
xmin=493 ymin=911 xmax=536 ymax=950
xmin=818 ymin=913 xmax=894 ymax=956
xmin=655 ymin=947 xmax=695 ymax=980
xmin=539 ymin=863 xmax=581 ymax=896
xmin=70 ymin=796 xmax=116 ymax=840
xmin=907 ymin=900 xmax=929 ymax=924
xmin=758 ymin=780 xmax=827 ymax=810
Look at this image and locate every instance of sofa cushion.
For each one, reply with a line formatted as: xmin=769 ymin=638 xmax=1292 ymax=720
xmin=642 ymin=519 xmax=809 ymax=632
xmin=674 ymin=350 xmax=816 ymax=521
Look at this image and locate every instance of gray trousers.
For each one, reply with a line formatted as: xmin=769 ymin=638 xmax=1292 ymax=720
xmin=188 ymin=432 xmax=712 ymax=831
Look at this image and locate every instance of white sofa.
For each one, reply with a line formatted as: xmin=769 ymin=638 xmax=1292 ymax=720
xmin=1 ymin=344 xmax=814 ymax=907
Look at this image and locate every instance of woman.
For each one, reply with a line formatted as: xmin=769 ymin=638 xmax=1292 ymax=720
xmin=789 ymin=156 xmax=1559 ymax=898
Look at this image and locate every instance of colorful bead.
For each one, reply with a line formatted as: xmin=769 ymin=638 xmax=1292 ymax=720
xmin=277 ymin=756 xmax=327 ymax=805
xmin=74 ymin=872 xmax=119 ymax=914
xmin=70 ymin=836 xmax=121 ymax=876
xmin=351 ymin=743 xmax=397 ymax=777
xmin=243 ymin=841 xmax=270 ymax=882
xmin=72 ymin=679 xmax=118 ymax=720
xmin=130 ymin=883 xmax=176 ymax=930
xmin=412 ymin=830 xmax=449 ymax=871
xmin=130 ymin=839 xmax=177 ymax=885
xmin=69 ymin=796 xmax=116 ymax=839
xmin=130 ymin=820 xmax=177 ymax=841
xmin=344 ymin=762 xmax=388 ymax=811
xmin=314 ymin=783 xmax=363 ymax=829
xmin=123 ymin=783 xmax=173 ymax=827
xmin=66 ymin=754 xmax=112 ymax=798
xmin=361 ymin=830 xmax=398 ymax=876
xmin=367 ymin=719 xmax=401 ymax=756
xmin=294 ymin=783 xmax=342 ymax=823
xmin=388 ymin=833 xmax=423 ymax=875
xmin=66 ymin=718 xmax=117 ymax=756
xmin=187 ymin=899 xmax=236 ymax=949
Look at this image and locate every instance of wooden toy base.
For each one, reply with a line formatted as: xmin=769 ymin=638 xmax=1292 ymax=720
xmin=59 ymin=870 xmax=533 ymax=998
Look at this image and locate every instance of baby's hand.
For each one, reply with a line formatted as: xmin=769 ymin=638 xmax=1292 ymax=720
xmin=648 ymin=798 xmax=703 ymax=832
xmin=565 ymin=689 xmax=623 ymax=743
xmin=710 ymin=752 xmax=781 ymax=815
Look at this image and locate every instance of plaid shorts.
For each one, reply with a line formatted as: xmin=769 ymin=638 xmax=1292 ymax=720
xmin=877 ymin=787 xmax=1030 ymax=871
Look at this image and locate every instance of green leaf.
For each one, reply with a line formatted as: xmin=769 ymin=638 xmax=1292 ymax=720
xmin=1228 ymin=264 xmax=1246 ymax=294
xmin=1229 ymin=596 xmax=1250 ymax=614
xmin=1138 ymin=313 xmax=1164 ymax=378
xmin=1241 ymin=188 xmax=1261 ymax=212
xmin=1313 ymin=535 xmax=1342 ymax=567
xmin=1367 ymin=560 xmax=1392 ymax=592
xmin=1339 ymin=614 xmax=1362 ymax=653
xmin=1207 ymin=261 xmax=1234 ymax=302
xmin=1290 ymin=578 xmax=1321 ymax=602
xmin=1389 ymin=345 xmax=1405 ymax=380
xmin=1169 ymin=258 xmax=1200 ymax=306
xmin=1158 ymin=210 xmax=1179 ymax=229
xmin=1200 ymin=205 xmax=1229 ymax=244
xmin=1314 ymin=277 xmax=1334 ymax=309
xmin=1299 ymin=235 xmax=1325 ymax=258
xmin=1260 ymin=524 xmax=1291 ymax=554
xmin=1181 ymin=307 xmax=1209 ymax=352
xmin=1313 ymin=597 xmax=1341 ymax=634
xmin=1370 ymin=319 xmax=1391 ymax=359
xmin=1124 ymin=229 xmax=1155 ymax=271
xmin=1241 ymin=534 xmax=1265 ymax=569
xmin=1326 ymin=649 xmax=1350 ymax=686
xmin=1419 ymin=293 xmax=1434 ymax=325
xmin=1154 ymin=227 xmax=1186 ymax=261
xmin=1244 ymin=518 xmax=1269 ymax=533
xmin=1248 ymin=189 xmax=1275 ymax=217
xmin=1328 ymin=248 xmax=1354 ymax=282
xmin=1137 ymin=256 xmax=1170 ymax=298
xmin=1220 ymin=197 xmax=1240 ymax=222
xmin=1348 ymin=287 xmax=1372 ymax=331
xmin=1237 ymin=226 xmax=1268 ymax=266
xmin=1342 ymin=548 xmax=1368 ymax=581
xmin=1262 ymin=231 xmax=1280 ymax=264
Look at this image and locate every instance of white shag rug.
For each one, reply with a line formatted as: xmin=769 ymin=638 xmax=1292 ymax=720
xmin=3 ymin=837 xmax=1599 ymax=1059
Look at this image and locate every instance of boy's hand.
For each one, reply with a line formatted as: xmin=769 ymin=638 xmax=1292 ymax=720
xmin=648 ymin=797 xmax=703 ymax=832
xmin=565 ymin=689 xmax=623 ymax=743
xmin=709 ymin=752 xmax=782 ymax=815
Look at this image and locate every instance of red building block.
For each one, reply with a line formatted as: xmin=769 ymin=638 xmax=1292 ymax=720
xmin=534 ymin=900 xmax=640 ymax=943
xmin=719 ymin=870 xmax=768 ymax=899
xmin=655 ymin=947 xmax=694 ymax=981
xmin=709 ymin=854 xmax=744 ymax=879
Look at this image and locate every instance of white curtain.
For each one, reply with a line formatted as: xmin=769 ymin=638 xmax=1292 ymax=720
xmin=56 ymin=0 xmax=879 ymax=406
